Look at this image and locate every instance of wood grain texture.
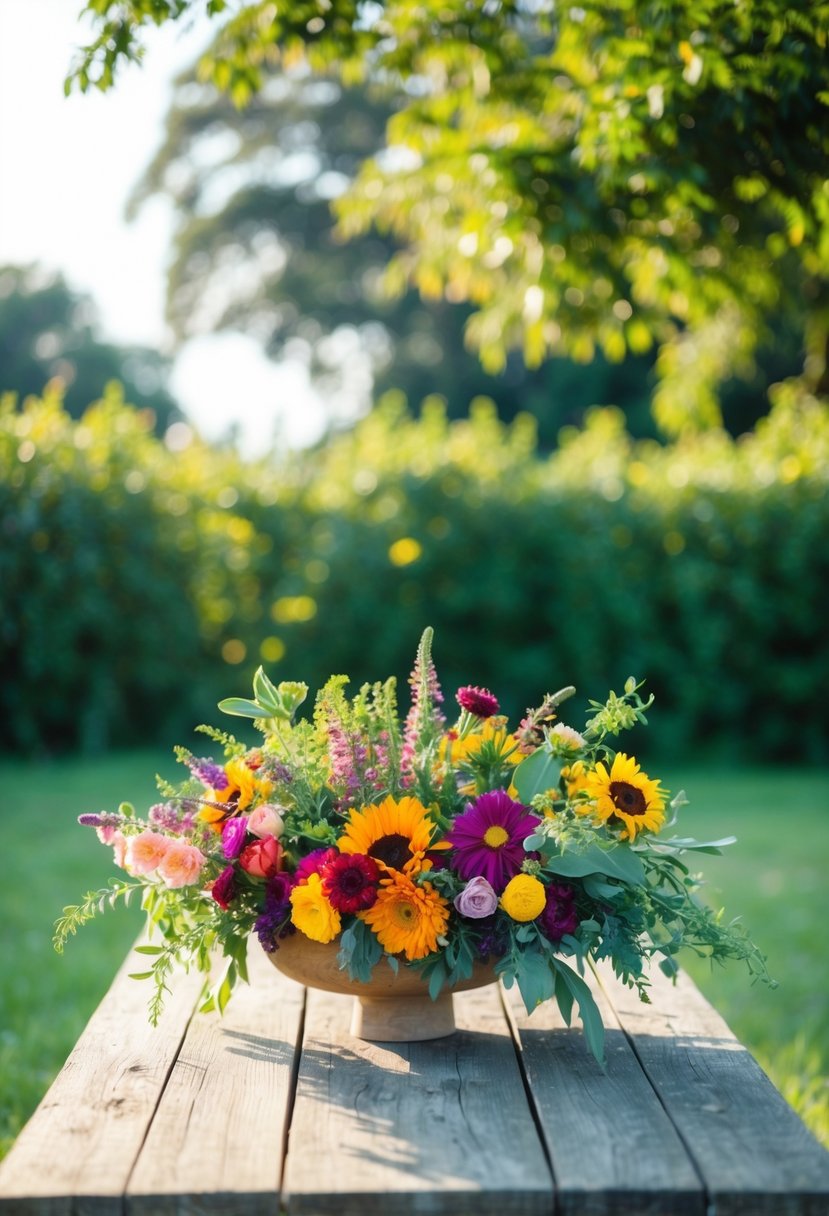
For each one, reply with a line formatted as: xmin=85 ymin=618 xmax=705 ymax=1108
xmin=282 ymin=982 xmax=553 ymax=1216
xmin=503 ymin=970 xmax=703 ymax=1216
xmin=125 ymin=943 xmax=305 ymax=1216
xmin=597 ymin=964 xmax=829 ymax=1216
xmin=0 ymin=942 xmax=205 ymax=1215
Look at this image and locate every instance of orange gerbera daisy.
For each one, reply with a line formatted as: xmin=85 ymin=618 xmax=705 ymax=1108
xmin=337 ymin=795 xmax=437 ymax=875
xmin=360 ymin=871 xmax=450 ymax=960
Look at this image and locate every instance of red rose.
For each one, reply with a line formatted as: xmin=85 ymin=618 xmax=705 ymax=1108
xmin=239 ymin=834 xmax=283 ymax=879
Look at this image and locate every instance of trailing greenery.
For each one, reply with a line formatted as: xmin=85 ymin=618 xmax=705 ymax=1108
xmin=2 ymin=382 xmax=828 ymax=758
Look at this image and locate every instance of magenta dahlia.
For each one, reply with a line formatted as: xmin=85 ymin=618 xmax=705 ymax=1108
xmin=445 ymin=790 xmax=540 ymax=893
xmin=321 ymin=852 xmax=380 ymax=913
xmin=456 ymin=685 xmax=500 ymax=718
xmin=293 ymin=847 xmax=338 ymax=884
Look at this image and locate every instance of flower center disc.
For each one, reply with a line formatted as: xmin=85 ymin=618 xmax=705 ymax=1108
xmin=609 ymin=780 xmax=647 ymax=817
xmin=368 ymin=833 xmax=413 ymax=870
xmin=483 ymin=824 xmax=510 ymax=849
xmin=394 ymin=901 xmax=417 ymax=926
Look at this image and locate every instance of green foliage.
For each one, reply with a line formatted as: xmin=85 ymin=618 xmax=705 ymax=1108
xmin=69 ymin=0 xmax=829 ymax=427
xmin=2 ymin=383 xmax=828 ymax=757
xmin=0 ymin=265 xmax=181 ymax=430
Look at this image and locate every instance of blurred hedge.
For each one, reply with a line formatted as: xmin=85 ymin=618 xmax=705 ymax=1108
xmin=2 ymin=381 xmax=827 ymax=760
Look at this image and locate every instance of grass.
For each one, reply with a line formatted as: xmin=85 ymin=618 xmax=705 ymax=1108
xmin=0 ymin=754 xmax=826 ymax=1160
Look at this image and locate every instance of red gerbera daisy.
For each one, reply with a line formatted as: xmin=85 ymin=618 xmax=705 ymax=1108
xmin=321 ymin=852 xmax=381 ymax=914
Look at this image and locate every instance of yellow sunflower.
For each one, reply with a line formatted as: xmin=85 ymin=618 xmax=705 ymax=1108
xmin=337 ymin=795 xmax=437 ymax=875
xmin=198 ymin=757 xmax=273 ymax=830
xmin=582 ymin=753 xmax=666 ymax=840
xmin=360 ymin=871 xmax=449 ymax=960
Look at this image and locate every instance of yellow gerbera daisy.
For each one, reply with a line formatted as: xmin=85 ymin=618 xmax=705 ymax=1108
xmin=582 ymin=753 xmax=666 ymax=840
xmin=360 ymin=871 xmax=449 ymax=960
xmin=290 ymin=873 xmax=342 ymax=943
xmin=337 ymin=795 xmax=437 ymax=875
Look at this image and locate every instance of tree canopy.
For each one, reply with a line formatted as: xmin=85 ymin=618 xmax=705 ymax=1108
xmin=0 ymin=265 xmax=181 ymax=430
xmin=70 ymin=0 xmax=829 ymax=431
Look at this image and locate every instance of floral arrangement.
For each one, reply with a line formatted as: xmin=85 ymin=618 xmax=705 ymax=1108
xmin=56 ymin=628 xmax=769 ymax=1061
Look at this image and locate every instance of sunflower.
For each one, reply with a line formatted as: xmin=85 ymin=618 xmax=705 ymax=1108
xmin=337 ymin=795 xmax=437 ymax=876
xmin=360 ymin=871 xmax=450 ymax=960
xmin=582 ymin=753 xmax=666 ymax=840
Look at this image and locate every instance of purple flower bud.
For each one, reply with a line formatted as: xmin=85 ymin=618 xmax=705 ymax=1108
xmin=221 ymin=816 xmax=248 ymax=859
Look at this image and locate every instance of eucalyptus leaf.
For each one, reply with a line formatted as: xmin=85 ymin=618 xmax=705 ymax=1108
xmin=544 ymin=841 xmax=645 ymax=885
xmin=513 ymin=747 xmax=563 ymax=805
xmin=217 ymin=696 xmax=272 ymax=719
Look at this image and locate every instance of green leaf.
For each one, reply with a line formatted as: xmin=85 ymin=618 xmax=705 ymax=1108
xmin=217 ymin=696 xmax=272 ymax=719
xmin=127 ymin=970 xmax=155 ymax=981
xmin=514 ymin=949 xmax=555 ymax=1012
xmin=253 ymin=665 xmax=282 ymax=712
xmin=544 ymin=842 xmax=645 ymax=885
xmin=553 ymin=960 xmax=606 ymax=1065
xmin=513 ymin=747 xmax=563 ymax=805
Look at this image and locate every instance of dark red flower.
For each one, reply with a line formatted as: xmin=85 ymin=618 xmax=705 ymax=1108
xmin=456 ymin=685 xmax=500 ymax=718
xmin=538 ymin=882 xmax=579 ymax=941
xmin=321 ymin=852 xmax=380 ymax=914
xmin=210 ymin=864 xmax=238 ymax=910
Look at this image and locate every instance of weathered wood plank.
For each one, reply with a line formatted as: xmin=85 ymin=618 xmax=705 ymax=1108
xmin=597 ymin=964 xmax=829 ymax=1216
xmin=125 ymin=944 xmax=305 ymax=1216
xmin=0 ymin=942 xmax=205 ymax=1216
xmin=502 ymin=969 xmax=703 ymax=1216
xmin=282 ymin=982 xmax=553 ymax=1216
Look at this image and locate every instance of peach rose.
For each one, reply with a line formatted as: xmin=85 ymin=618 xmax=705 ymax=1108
xmin=248 ymin=804 xmax=285 ymax=839
xmin=157 ymin=842 xmax=205 ymax=889
xmin=126 ymin=830 xmax=170 ymax=874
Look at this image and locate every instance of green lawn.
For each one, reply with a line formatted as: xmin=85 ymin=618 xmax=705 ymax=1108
xmin=1 ymin=754 xmax=826 ymax=1159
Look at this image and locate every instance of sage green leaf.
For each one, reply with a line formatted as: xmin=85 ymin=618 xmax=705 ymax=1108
xmin=553 ymin=960 xmax=606 ymax=1065
xmin=217 ymin=696 xmax=271 ymax=719
xmin=513 ymin=747 xmax=563 ymax=805
xmin=544 ymin=841 xmax=645 ymax=885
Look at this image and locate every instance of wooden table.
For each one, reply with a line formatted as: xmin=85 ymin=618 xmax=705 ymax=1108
xmin=1 ymin=940 xmax=828 ymax=1215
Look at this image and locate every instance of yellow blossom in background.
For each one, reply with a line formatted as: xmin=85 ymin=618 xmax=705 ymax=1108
xmin=500 ymin=874 xmax=546 ymax=922
xmin=290 ymin=873 xmax=342 ymax=943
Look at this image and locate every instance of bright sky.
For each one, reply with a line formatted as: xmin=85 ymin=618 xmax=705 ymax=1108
xmin=0 ymin=0 xmax=327 ymax=451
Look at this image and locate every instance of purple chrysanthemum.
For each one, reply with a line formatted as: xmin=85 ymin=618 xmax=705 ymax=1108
xmin=445 ymin=790 xmax=541 ymax=893
xmin=456 ymin=685 xmax=500 ymax=719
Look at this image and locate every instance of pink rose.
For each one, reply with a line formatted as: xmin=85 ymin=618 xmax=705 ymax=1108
xmin=454 ymin=875 xmax=499 ymax=919
xmin=126 ymin=830 xmax=170 ymax=874
xmin=248 ymin=804 xmax=285 ymax=839
xmin=239 ymin=834 xmax=283 ymax=879
xmin=157 ymin=842 xmax=205 ymax=889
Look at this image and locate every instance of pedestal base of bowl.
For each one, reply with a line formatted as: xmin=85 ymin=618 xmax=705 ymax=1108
xmin=265 ymin=932 xmax=495 ymax=1043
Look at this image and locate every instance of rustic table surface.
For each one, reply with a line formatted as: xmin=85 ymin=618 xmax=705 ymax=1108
xmin=1 ymin=940 xmax=828 ymax=1216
